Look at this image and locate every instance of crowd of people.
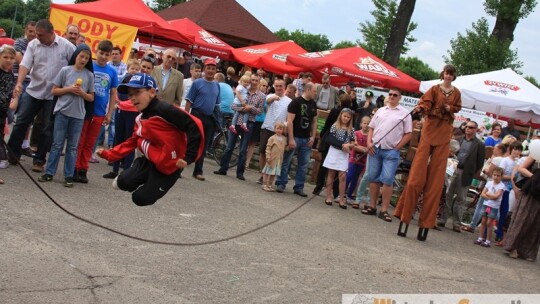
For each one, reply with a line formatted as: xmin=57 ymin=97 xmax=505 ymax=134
xmin=1 ymin=21 xmax=539 ymax=261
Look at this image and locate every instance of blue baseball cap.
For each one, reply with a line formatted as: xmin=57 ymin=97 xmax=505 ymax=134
xmin=117 ymin=73 xmax=157 ymax=95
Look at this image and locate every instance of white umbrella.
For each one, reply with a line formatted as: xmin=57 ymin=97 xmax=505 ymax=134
xmin=420 ymin=68 xmax=540 ymax=124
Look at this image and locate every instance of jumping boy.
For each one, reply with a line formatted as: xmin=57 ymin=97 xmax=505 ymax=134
xmin=96 ymin=73 xmax=204 ymax=206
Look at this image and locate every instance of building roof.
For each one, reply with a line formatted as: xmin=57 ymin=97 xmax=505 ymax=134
xmin=157 ymin=0 xmax=279 ymax=47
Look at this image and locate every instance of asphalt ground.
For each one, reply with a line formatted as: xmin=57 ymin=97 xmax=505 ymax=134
xmin=1 ymin=155 xmax=539 ymax=303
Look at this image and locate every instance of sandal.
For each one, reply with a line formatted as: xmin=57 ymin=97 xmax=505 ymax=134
xmin=361 ymin=206 xmax=377 ymax=215
xmin=378 ymin=211 xmax=392 ymax=222
xmin=351 ymin=203 xmax=360 ymax=209
xmin=338 ymin=202 xmax=347 ymax=209
xmin=325 ymin=200 xmax=333 ymax=206
xmin=461 ymin=226 xmax=474 ymax=233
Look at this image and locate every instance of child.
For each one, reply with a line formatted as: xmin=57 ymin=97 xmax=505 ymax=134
xmin=102 ymin=60 xmax=141 ymax=179
xmin=346 ymin=115 xmax=370 ymax=207
xmin=229 ymin=74 xmax=250 ymax=134
xmin=38 ymin=44 xmax=95 ymax=187
xmin=474 ymin=167 xmax=506 ymax=247
xmin=261 ymin=121 xmax=287 ymax=192
xmin=0 ymin=45 xmax=16 ymax=177
xmin=322 ymin=108 xmax=355 ymax=209
xmin=74 ymin=40 xmax=118 ymax=183
xmin=181 ymin=63 xmax=201 ymax=108
xmin=96 ymin=73 xmax=204 ymax=206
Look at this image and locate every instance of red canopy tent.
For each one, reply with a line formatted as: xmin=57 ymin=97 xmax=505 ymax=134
xmin=168 ymin=18 xmax=233 ymax=60
xmin=50 ymin=0 xmax=194 ymax=46
xmin=287 ymin=47 xmax=420 ymax=92
xmin=231 ymin=41 xmax=307 ymax=75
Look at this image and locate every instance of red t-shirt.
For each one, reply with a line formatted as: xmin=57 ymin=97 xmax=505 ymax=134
xmin=349 ymin=130 xmax=368 ymax=166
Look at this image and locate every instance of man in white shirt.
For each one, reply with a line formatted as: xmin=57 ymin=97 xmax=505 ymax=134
xmin=258 ymin=78 xmax=291 ymax=181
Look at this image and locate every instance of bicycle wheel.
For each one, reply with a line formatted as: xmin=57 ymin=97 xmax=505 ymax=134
xmin=212 ymin=132 xmax=227 ymax=166
xmin=212 ymin=131 xmax=240 ymax=168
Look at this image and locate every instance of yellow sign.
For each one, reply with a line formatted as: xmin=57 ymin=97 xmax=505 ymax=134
xmin=49 ymin=8 xmax=137 ymax=62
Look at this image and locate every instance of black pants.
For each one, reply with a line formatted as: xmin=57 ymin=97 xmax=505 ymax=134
xmin=117 ymin=157 xmax=180 ymax=206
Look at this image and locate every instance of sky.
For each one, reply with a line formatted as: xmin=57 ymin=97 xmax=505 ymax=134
xmin=52 ymin=0 xmax=540 ymax=81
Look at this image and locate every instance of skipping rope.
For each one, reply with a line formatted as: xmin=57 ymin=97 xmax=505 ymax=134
xmin=2 ymin=109 xmax=413 ymax=247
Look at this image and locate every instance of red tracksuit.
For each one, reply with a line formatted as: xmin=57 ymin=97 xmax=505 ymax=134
xmin=101 ymin=97 xmax=204 ymax=205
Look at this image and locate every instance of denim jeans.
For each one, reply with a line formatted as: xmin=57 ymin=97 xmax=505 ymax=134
xmin=45 ymin=112 xmax=84 ymax=178
xmin=355 ymin=158 xmax=371 ymax=203
xmin=219 ymin=122 xmax=253 ymax=176
xmin=470 ymin=196 xmax=485 ymax=229
xmin=276 ymin=137 xmax=312 ymax=191
xmin=191 ymin=110 xmax=216 ymax=176
xmin=368 ymin=147 xmax=400 ymax=186
xmin=7 ymin=92 xmax=54 ymax=162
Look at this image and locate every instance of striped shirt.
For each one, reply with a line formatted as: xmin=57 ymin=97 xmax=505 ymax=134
xmin=108 ymin=61 xmax=127 ymax=81
xmin=13 ymin=37 xmax=29 ymax=78
xmin=369 ymin=104 xmax=412 ymax=149
xmin=21 ymin=34 xmax=75 ymax=100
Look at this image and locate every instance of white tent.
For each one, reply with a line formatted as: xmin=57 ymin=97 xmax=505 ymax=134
xmin=420 ymin=68 xmax=540 ymax=124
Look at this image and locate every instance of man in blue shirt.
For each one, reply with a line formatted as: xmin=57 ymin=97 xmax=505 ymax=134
xmin=185 ymin=58 xmax=220 ymax=181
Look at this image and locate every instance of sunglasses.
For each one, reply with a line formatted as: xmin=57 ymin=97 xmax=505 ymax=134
xmin=143 ymin=56 xmax=156 ymax=64
xmin=388 ymin=93 xmax=400 ymax=97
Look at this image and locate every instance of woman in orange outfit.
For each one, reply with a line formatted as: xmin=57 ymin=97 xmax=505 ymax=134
xmin=393 ymin=64 xmax=462 ymax=241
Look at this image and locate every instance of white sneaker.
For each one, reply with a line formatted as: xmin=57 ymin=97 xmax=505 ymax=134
xmin=0 ymin=160 xmax=8 ymax=169
xmin=112 ymin=176 xmax=119 ymax=189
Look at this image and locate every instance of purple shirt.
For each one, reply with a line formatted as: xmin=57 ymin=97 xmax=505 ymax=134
xmin=369 ymin=104 xmax=412 ymax=149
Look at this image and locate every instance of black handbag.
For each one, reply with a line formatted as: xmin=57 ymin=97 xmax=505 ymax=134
xmin=325 ymin=132 xmax=345 ymax=150
xmin=317 ymin=132 xmax=329 ymax=152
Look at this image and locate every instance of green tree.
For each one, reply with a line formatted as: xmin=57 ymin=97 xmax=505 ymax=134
xmin=333 ymin=40 xmax=357 ymax=49
xmin=274 ymin=28 xmax=332 ymax=52
xmin=357 ymin=0 xmax=417 ymax=59
xmin=151 ymin=0 xmax=187 ymax=12
xmin=0 ymin=0 xmax=25 ymax=38
xmin=397 ymin=56 xmax=438 ymax=81
xmin=24 ymin=0 xmax=51 ymax=23
xmin=444 ymin=18 xmax=522 ymax=76
xmin=525 ymin=76 xmax=539 ymax=88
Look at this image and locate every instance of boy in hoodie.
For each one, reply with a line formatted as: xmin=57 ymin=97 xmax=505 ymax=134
xmin=38 ymin=44 xmax=94 ymax=187
xmin=96 ymin=74 xmax=204 ymax=206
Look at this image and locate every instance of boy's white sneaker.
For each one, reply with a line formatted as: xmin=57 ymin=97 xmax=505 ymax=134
xmin=0 ymin=160 xmax=9 ymax=169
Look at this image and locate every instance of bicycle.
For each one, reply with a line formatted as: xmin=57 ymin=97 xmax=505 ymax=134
xmin=209 ymin=116 xmax=241 ymax=168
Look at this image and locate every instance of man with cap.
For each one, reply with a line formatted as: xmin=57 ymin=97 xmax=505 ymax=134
xmin=185 ymin=58 xmax=221 ymax=181
xmin=358 ymin=90 xmax=375 ymax=121
xmin=345 ymin=81 xmax=358 ymax=113
xmin=0 ymin=27 xmax=15 ymax=46
xmin=96 ymin=73 xmax=204 ymax=206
